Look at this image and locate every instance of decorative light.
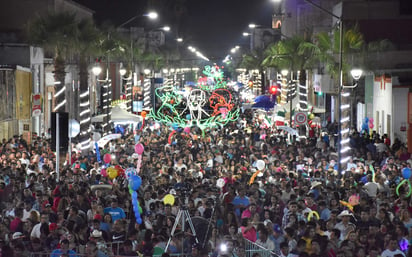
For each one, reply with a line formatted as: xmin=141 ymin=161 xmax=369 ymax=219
xmin=147 ymin=11 xmax=158 ymax=19
xmin=119 ymin=67 xmax=127 ymax=76
xmin=149 ymin=66 xmax=239 ymax=131
xmin=92 ymin=65 xmax=102 ymax=76
xmin=351 ymin=69 xmax=363 ymax=80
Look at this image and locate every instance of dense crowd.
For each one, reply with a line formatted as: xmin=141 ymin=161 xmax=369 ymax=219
xmin=0 ymin=109 xmax=412 ymax=257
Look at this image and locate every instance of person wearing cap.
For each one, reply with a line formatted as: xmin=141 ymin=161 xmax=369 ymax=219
xmin=89 ymin=229 xmax=109 ymax=256
xmin=269 ymin=224 xmax=284 ymax=254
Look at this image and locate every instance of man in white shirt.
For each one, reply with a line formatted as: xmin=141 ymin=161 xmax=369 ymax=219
xmin=363 ymin=174 xmax=379 ymax=198
xmin=381 ymin=237 xmax=406 ymax=257
xmin=256 ymin=227 xmax=275 ymax=252
xmin=31 ymin=212 xmax=50 ymax=239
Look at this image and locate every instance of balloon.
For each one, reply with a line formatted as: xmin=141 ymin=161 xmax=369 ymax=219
xmin=95 ymin=143 xmax=101 ymax=163
xmin=402 ymin=167 xmax=412 ymax=179
xmin=308 ymin=113 xmax=315 ymax=120
xmin=168 ymin=130 xmax=176 ymax=145
xmin=396 ymin=179 xmax=412 ymax=198
xmin=186 ymin=114 xmax=191 ymax=120
xmin=172 ymin=123 xmax=179 ymax=130
xmin=129 ymin=175 xmax=142 ymax=191
xmin=125 ymin=168 xmax=137 ymax=179
xmin=256 ymin=160 xmax=265 ymax=171
xmin=103 ymin=153 xmax=111 ymax=164
xmin=107 ymin=167 xmax=118 ymax=180
xmin=141 ymin=111 xmax=147 ymax=118
xmin=348 ymin=195 xmax=360 ymax=206
xmin=184 ymin=127 xmax=191 ymax=133
xmin=131 ymin=191 xmax=142 ymax=224
xmin=307 ymin=211 xmax=320 ymax=221
xmin=134 ymin=143 xmax=144 ymax=155
xmin=163 ymin=194 xmax=175 ymax=205
xmin=101 ymin=168 xmax=107 ymax=177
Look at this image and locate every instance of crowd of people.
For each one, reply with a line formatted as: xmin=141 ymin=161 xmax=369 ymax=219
xmin=0 ymin=109 xmax=411 ymax=257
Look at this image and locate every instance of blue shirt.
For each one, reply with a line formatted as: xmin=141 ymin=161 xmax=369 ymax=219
xmin=232 ymin=196 xmax=250 ymax=218
xmin=50 ymin=249 xmax=77 ymax=257
xmin=104 ymin=207 xmax=126 ymax=223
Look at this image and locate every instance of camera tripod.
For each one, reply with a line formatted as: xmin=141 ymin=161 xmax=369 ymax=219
xmin=165 ymin=205 xmax=199 ymax=254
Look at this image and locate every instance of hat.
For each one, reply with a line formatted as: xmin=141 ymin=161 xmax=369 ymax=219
xmin=338 ymin=210 xmax=354 ymax=218
xmin=90 ymin=230 xmax=102 ymax=238
xmin=74 ymin=163 xmax=80 ymax=169
xmin=49 ymin=223 xmax=58 ymax=232
xmin=263 ymin=219 xmax=273 ymax=226
xmin=273 ymin=224 xmax=282 ymax=233
xmin=45 ymin=203 xmax=52 ymax=208
xmin=12 ymin=232 xmax=24 ymax=240
xmin=310 ymin=181 xmax=322 ymax=189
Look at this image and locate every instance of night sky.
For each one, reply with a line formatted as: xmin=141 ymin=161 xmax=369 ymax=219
xmin=74 ymin=0 xmax=274 ymax=61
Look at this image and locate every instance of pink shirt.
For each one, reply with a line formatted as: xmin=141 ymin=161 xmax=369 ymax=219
xmin=241 ymin=226 xmax=257 ymax=242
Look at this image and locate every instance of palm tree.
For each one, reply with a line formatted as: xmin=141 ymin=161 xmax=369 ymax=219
xmin=95 ymin=24 xmax=130 ymax=133
xmin=314 ymin=24 xmax=364 ymax=167
xmin=263 ymin=35 xmax=318 ymax=113
xmin=239 ymin=48 xmax=266 ymax=94
xmin=314 ymin=24 xmax=364 ymax=84
xmin=25 ymin=12 xmax=79 ymax=113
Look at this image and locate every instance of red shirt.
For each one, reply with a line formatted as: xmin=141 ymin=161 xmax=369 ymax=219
xmin=10 ymin=217 xmax=22 ymax=232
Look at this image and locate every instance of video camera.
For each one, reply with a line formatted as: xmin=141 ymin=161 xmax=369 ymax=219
xmin=174 ymin=182 xmax=192 ymax=197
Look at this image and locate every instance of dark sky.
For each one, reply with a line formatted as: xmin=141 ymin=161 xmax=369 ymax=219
xmin=74 ymin=0 xmax=274 ymax=61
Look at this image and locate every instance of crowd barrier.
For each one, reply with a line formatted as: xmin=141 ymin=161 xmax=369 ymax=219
xmin=27 ymin=238 xmax=280 ymax=257
xmin=243 ymin=238 xmax=280 ymax=257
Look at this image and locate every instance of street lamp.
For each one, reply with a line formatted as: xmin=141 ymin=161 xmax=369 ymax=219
xmin=117 ymin=11 xmax=158 ymax=28
xmin=91 ymin=63 xmax=111 ymax=133
xmin=119 ymin=63 xmax=127 ymax=76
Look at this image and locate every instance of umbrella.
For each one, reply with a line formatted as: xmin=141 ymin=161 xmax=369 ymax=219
xmin=252 ymin=95 xmax=276 ymax=111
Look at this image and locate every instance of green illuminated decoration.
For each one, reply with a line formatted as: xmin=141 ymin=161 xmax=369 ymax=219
xmin=198 ymin=65 xmax=227 ymax=91
xmin=148 ymin=66 xmax=239 ymax=132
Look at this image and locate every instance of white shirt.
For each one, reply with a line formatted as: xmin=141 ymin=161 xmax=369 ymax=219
xmin=23 ymin=208 xmax=39 ymax=222
xmin=31 ymin=222 xmax=49 ymax=239
xmin=381 ymin=249 xmax=405 ymax=257
xmin=363 ymin=182 xmax=379 ymax=197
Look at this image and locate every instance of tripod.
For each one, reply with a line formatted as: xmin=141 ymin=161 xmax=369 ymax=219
xmin=165 ymin=205 xmax=199 ymax=254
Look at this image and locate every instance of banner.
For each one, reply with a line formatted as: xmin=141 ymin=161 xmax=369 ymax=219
xmin=32 ymin=94 xmax=41 ymax=116
xmin=97 ymin=133 xmax=122 ymax=148
xmin=277 ymin=126 xmax=299 ymax=137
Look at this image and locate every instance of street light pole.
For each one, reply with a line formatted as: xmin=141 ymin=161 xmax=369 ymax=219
xmin=305 ymin=0 xmax=344 ymax=172
xmin=116 ymin=12 xmax=158 ymax=113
